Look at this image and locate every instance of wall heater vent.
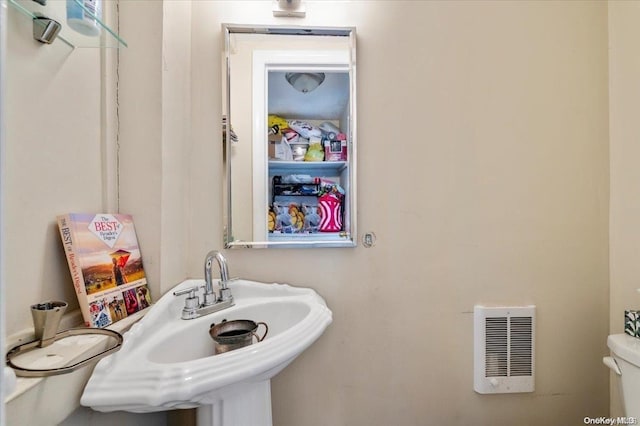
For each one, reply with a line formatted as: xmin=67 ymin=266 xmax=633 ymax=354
xmin=474 ymin=305 xmax=535 ymax=394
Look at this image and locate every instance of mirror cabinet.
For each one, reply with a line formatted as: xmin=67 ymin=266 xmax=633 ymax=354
xmin=223 ymin=25 xmax=357 ymax=248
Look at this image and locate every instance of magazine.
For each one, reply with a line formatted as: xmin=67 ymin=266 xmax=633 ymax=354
xmin=57 ymin=213 xmax=152 ymax=328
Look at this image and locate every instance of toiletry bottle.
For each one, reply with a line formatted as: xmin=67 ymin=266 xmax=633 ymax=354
xmin=66 ymin=0 xmax=102 ymax=37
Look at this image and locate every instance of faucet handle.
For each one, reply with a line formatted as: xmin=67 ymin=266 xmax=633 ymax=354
xmin=219 ymin=277 xmax=239 ymax=288
xmin=173 ymin=286 xmax=199 ymax=298
xmin=216 ymin=277 xmax=238 ymax=302
xmin=173 ymin=286 xmax=200 ymax=320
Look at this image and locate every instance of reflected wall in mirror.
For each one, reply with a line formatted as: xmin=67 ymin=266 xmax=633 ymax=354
xmin=223 ymin=25 xmax=357 ymax=248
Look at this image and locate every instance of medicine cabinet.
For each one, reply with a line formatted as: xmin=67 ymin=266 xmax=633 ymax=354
xmin=222 ymin=24 xmax=357 ymax=248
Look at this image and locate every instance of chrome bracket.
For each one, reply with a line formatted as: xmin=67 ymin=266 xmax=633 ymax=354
xmin=32 ymin=15 xmax=61 ymax=44
xmin=5 ymin=328 xmax=123 ymax=377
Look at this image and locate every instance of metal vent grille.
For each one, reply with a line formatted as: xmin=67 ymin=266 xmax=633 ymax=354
xmin=485 ymin=317 xmax=508 ymax=377
xmin=509 ymin=316 xmax=533 ymax=376
xmin=474 ymin=306 xmax=535 ymax=394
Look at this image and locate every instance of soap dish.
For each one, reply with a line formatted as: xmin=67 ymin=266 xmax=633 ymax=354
xmin=5 ymin=328 xmax=123 ymax=378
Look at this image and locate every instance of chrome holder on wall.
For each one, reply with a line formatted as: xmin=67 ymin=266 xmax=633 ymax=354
xmin=32 ymin=15 xmax=61 ymax=44
xmin=5 ymin=328 xmax=123 ymax=378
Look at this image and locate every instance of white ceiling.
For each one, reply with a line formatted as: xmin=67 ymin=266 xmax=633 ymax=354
xmin=268 ymin=71 xmax=350 ymax=121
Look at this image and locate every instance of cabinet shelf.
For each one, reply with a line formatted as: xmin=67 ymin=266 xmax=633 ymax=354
xmin=268 ymin=160 xmax=348 ymax=175
xmin=268 ymin=232 xmax=350 ymax=242
xmin=9 ymin=0 xmax=127 ymax=48
xmin=273 ymin=183 xmax=321 ymax=197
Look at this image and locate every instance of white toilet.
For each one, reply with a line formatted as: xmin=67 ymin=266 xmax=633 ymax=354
xmin=604 ymin=333 xmax=640 ymax=417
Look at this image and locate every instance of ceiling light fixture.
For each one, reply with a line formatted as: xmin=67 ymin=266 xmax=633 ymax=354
xmin=285 ymin=72 xmax=325 ymax=94
xmin=272 ymin=0 xmax=306 ymax=18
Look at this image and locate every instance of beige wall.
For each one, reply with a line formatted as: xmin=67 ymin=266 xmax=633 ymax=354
xmin=190 ymin=1 xmax=610 ymax=425
xmin=117 ymin=0 xmax=190 ymax=297
xmin=608 ymin=0 xmax=640 ymax=417
xmin=4 ymin=3 xmax=107 ymax=336
xmin=3 ymin=1 xmax=613 ymax=425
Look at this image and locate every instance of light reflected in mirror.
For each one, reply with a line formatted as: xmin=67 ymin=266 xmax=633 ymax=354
xmin=223 ymin=25 xmax=357 ymax=248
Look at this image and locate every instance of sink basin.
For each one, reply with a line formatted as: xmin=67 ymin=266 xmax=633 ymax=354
xmin=81 ymin=279 xmax=332 ymax=424
xmin=148 ymin=300 xmax=311 ymax=364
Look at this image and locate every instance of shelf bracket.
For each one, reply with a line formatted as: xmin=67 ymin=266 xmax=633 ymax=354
xmin=32 ymin=15 xmax=61 ymax=44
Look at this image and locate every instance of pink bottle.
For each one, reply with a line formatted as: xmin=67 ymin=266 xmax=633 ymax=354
xmin=318 ymin=193 xmax=342 ymax=232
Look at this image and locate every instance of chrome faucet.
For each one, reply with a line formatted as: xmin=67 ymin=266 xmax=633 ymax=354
xmin=204 ymin=250 xmax=232 ymax=305
xmin=173 ymin=250 xmax=235 ymax=320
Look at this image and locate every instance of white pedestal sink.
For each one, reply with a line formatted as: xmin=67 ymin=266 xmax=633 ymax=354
xmin=80 ymin=279 xmax=332 ymax=426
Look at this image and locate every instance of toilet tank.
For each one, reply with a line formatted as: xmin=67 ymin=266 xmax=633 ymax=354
xmin=607 ymin=334 xmax=640 ymax=417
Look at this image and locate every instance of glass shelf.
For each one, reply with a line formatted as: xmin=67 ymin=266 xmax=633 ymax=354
xmin=9 ymin=0 xmax=127 ymax=48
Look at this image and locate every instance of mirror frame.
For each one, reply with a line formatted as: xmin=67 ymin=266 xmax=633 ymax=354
xmin=222 ymin=24 xmax=357 ymax=249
